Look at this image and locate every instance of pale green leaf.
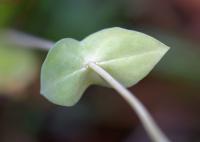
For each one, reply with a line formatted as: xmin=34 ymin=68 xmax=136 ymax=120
xmin=41 ymin=27 xmax=169 ymax=106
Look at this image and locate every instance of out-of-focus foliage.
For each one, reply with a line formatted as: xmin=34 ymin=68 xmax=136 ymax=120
xmin=20 ymin=0 xmax=123 ymax=40
xmin=0 ymin=41 xmax=38 ymax=95
xmin=0 ymin=0 xmax=19 ymax=28
xmin=0 ymin=1 xmax=39 ymax=96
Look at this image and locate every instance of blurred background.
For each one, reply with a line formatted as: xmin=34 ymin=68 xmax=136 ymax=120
xmin=0 ymin=0 xmax=200 ymax=142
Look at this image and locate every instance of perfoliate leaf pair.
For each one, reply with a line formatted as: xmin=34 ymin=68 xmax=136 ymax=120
xmin=41 ymin=27 xmax=169 ymax=106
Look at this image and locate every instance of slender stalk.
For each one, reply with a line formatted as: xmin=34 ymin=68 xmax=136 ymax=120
xmin=88 ymin=62 xmax=170 ymax=142
xmin=3 ymin=29 xmax=53 ymax=50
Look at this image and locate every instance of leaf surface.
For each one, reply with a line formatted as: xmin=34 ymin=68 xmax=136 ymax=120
xmin=41 ymin=27 xmax=169 ymax=106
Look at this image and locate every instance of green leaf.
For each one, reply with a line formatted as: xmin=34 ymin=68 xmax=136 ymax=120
xmin=41 ymin=27 xmax=169 ymax=106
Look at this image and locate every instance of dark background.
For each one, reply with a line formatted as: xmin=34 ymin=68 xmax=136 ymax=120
xmin=0 ymin=0 xmax=200 ymax=142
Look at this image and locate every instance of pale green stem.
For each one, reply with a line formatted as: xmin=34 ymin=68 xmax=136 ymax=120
xmin=2 ymin=29 xmax=53 ymax=50
xmin=88 ymin=62 xmax=170 ymax=142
